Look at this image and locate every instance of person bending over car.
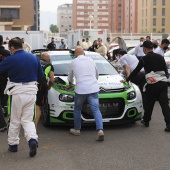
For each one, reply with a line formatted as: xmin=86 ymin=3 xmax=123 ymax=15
xmin=35 ymin=52 xmax=54 ymax=129
xmin=67 ymin=47 xmax=104 ymax=141
xmin=120 ymin=41 xmax=170 ymax=131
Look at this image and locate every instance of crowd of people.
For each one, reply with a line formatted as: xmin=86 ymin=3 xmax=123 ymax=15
xmin=116 ymin=36 xmax=170 ymax=131
xmin=0 ymin=33 xmax=170 ymax=158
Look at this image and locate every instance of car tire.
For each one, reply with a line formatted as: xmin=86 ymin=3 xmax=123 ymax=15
xmin=41 ymin=99 xmax=51 ymax=127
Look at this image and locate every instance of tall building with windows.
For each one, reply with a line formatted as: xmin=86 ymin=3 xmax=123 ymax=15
xmin=0 ymin=0 xmax=34 ymax=30
xmin=123 ymin=0 xmax=138 ymax=33
xmin=57 ymin=4 xmax=72 ymax=38
xmin=31 ymin=0 xmax=40 ymax=31
xmin=138 ymin=0 xmax=170 ymax=33
xmin=72 ymin=0 xmax=138 ymax=33
xmin=72 ymin=0 xmax=109 ymax=31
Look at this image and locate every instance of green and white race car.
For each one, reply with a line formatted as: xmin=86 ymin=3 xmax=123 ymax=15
xmin=32 ymin=50 xmax=143 ymax=127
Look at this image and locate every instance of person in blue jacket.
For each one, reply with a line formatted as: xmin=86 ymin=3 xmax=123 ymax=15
xmin=0 ymin=37 xmax=43 ymax=157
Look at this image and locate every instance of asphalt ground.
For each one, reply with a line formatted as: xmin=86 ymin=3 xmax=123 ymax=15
xmin=0 ymin=101 xmax=170 ymax=170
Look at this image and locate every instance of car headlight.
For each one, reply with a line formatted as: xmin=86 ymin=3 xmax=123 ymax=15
xmin=59 ymin=94 xmax=74 ymax=102
xmin=127 ymin=91 xmax=136 ymax=100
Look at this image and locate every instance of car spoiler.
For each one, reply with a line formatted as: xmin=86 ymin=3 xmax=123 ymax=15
xmin=31 ymin=49 xmax=75 ymax=54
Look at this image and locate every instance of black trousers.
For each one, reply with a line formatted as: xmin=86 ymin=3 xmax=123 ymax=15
xmin=0 ymin=84 xmax=7 ymax=128
xmin=143 ymin=81 xmax=170 ymax=125
xmin=131 ymin=72 xmax=147 ymax=110
xmin=0 ymin=99 xmax=7 ymax=128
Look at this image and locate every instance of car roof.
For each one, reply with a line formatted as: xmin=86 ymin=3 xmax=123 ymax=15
xmin=46 ymin=50 xmax=100 ymax=56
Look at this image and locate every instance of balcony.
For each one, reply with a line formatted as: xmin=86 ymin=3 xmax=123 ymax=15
xmin=0 ymin=16 xmax=13 ymax=22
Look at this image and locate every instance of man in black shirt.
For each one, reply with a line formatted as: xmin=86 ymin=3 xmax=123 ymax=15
xmin=47 ymin=37 xmax=56 ymax=50
xmin=0 ymin=35 xmax=10 ymax=132
xmin=121 ymin=41 xmax=170 ymax=131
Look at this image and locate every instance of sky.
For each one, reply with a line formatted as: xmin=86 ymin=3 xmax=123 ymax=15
xmin=40 ymin=0 xmax=72 ymax=12
xmin=40 ymin=0 xmax=72 ymax=30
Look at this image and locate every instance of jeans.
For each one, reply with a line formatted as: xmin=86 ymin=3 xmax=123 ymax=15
xmin=74 ymin=92 xmax=103 ymax=130
xmin=143 ymin=81 xmax=170 ymax=125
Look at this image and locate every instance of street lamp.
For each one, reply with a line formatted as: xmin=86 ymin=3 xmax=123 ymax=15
xmin=88 ymin=15 xmax=94 ymax=29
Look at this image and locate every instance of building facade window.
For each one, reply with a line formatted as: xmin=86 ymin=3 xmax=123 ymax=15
xmin=153 ymin=28 xmax=156 ymax=33
xmin=162 ymin=18 xmax=165 ymax=26
xmin=0 ymin=8 xmax=19 ymax=19
xmin=162 ymin=28 xmax=165 ymax=33
xmin=153 ymin=8 xmax=156 ymax=16
xmin=162 ymin=8 xmax=165 ymax=16
xmin=162 ymin=0 xmax=165 ymax=5
xmin=153 ymin=0 xmax=157 ymax=5
xmin=118 ymin=4 xmax=121 ymax=7
xmin=153 ymin=18 xmax=156 ymax=26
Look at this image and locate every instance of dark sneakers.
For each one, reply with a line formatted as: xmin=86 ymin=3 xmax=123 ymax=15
xmin=28 ymin=139 xmax=38 ymax=157
xmin=8 ymin=145 xmax=18 ymax=152
xmin=141 ymin=119 xmax=149 ymax=127
xmin=164 ymin=125 xmax=170 ymax=132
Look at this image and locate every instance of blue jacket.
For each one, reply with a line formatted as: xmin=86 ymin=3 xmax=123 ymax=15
xmin=0 ymin=50 xmax=43 ymax=83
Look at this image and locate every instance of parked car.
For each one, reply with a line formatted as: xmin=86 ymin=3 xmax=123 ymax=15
xmin=32 ymin=49 xmax=143 ymax=127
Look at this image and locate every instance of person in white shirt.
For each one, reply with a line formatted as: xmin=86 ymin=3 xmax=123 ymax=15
xmin=96 ymin=38 xmax=107 ymax=59
xmin=134 ymin=37 xmax=145 ymax=60
xmin=67 ymin=47 xmax=104 ymax=141
xmin=85 ymin=37 xmax=92 ymax=49
xmin=3 ymin=36 xmax=10 ymax=50
xmin=22 ymin=38 xmax=32 ymax=52
xmin=154 ymin=39 xmax=170 ymax=57
xmin=118 ymin=50 xmax=146 ymax=109
xmin=81 ymin=39 xmax=88 ymax=50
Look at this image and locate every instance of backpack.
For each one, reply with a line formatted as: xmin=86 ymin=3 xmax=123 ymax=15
xmin=38 ymin=60 xmax=51 ymax=94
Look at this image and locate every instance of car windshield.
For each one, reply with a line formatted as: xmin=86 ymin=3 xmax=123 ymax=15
xmin=127 ymin=47 xmax=135 ymax=55
xmin=50 ymin=54 xmax=119 ymax=76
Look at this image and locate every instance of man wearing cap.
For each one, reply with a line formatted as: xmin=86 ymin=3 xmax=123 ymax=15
xmin=121 ymin=40 xmax=170 ymax=131
xmin=154 ymin=39 xmax=170 ymax=57
xmin=0 ymin=35 xmax=10 ymax=132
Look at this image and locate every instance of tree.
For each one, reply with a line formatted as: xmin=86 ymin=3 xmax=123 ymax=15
xmin=50 ymin=24 xmax=59 ymax=33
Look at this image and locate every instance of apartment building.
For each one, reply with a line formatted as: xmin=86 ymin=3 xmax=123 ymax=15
xmin=72 ymin=0 xmax=138 ymax=33
xmin=31 ymin=0 xmax=40 ymax=31
xmin=0 ymin=0 xmax=34 ymax=31
xmin=72 ymin=0 xmax=109 ymax=30
xmin=138 ymin=0 xmax=170 ymax=33
xmin=123 ymin=0 xmax=138 ymax=33
xmin=57 ymin=4 xmax=72 ymax=38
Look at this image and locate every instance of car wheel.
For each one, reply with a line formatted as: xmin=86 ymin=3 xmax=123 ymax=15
xmin=41 ymin=100 xmax=50 ymax=127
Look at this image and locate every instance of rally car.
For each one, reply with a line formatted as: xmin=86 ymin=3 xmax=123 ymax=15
xmin=32 ymin=49 xmax=143 ymax=127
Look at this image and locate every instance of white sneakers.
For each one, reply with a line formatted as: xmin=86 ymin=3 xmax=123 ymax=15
xmin=96 ymin=130 xmax=104 ymax=141
xmin=70 ymin=128 xmax=104 ymax=141
xmin=70 ymin=128 xmax=81 ymax=136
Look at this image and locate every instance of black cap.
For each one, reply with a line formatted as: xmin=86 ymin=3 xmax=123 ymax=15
xmin=0 ymin=35 xmax=3 ymax=43
xmin=141 ymin=41 xmax=153 ymax=48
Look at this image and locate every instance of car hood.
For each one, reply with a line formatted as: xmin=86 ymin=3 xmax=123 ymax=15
xmin=56 ymin=74 xmax=126 ymax=90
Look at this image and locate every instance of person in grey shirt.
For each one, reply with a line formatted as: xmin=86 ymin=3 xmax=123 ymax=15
xmin=67 ymin=47 xmax=104 ymax=141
